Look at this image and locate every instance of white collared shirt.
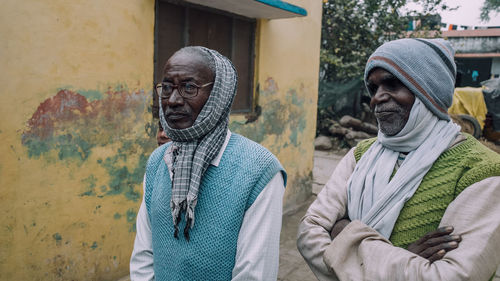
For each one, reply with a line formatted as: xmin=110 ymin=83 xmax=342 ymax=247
xmin=130 ymin=130 xmax=285 ymax=280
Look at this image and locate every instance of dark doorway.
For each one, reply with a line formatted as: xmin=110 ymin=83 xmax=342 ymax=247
xmin=456 ymin=58 xmax=492 ymax=87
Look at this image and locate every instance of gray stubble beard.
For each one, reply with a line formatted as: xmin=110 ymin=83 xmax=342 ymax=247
xmin=375 ymin=110 xmax=408 ymax=136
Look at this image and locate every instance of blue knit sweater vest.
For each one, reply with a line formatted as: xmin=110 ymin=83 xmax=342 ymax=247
xmin=144 ymin=133 xmax=286 ymax=281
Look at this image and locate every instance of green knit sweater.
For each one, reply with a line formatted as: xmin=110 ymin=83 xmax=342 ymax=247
xmin=354 ymin=134 xmax=500 ymax=248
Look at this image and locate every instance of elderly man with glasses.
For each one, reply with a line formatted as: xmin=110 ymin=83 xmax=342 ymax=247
xmin=130 ymin=46 xmax=286 ymax=281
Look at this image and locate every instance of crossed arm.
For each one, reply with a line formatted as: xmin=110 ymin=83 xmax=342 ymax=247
xmin=297 ymin=148 xmax=500 ymax=281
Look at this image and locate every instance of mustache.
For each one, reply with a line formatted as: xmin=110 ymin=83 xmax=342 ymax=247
xmin=165 ymin=109 xmax=189 ymax=116
xmin=374 ymin=104 xmax=403 ymax=113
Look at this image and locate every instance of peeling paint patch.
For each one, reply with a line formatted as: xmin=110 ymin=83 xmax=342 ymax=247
xmin=52 ymin=233 xmax=62 ymax=240
xmin=80 ymin=175 xmax=97 ymax=196
xmin=52 ymin=233 xmax=62 ymax=246
xmin=77 ymin=89 xmax=103 ymax=101
xmin=21 ymin=88 xmax=157 ymax=231
xmin=21 ymin=88 xmax=156 ymax=193
xmin=21 ymin=90 xmax=147 ymax=161
xmin=126 ymin=208 xmax=137 ymax=232
xmin=22 ymin=88 xmax=155 ymax=161
xmin=100 ymin=153 xmax=144 ymax=202
xmin=229 ymin=78 xmax=307 ymax=151
xmin=48 ymin=254 xmax=75 ymax=278
xmin=93 ymin=205 xmax=102 ymax=214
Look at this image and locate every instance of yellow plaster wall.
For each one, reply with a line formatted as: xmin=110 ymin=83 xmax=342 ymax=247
xmin=229 ymin=0 xmax=323 ymax=211
xmin=0 ymin=0 xmax=155 ymax=279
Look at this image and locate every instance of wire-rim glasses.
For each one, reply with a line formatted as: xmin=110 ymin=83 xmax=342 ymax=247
xmin=155 ymin=81 xmax=214 ymax=99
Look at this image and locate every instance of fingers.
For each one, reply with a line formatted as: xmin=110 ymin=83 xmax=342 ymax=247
xmin=422 ymin=226 xmax=454 ymax=241
xmin=423 ymin=234 xmax=461 ymax=247
xmin=419 ymin=241 xmax=459 ymax=260
xmin=414 ymin=226 xmax=454 ymax=245
xmin=407 ymin=226 xmax=462 ymax=261
xmin=427 ymin=240 xmax=460 ymax=263
xmin=428 ymin=249 xmax=446 ymax=263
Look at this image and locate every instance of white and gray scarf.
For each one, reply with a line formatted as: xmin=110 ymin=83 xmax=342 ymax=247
xmin=347 ymin=97 xmax=460 ymax=238
xmin=159 ymin=47 xmax=237 ymax=240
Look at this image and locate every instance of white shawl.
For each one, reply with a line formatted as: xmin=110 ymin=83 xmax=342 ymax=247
xmin=347 ymin=97 xmax=461 ymax=238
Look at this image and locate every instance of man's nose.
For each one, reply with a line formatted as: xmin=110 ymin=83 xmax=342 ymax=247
xmin=166 ymin=88 xmax=184 ymax=106
xmin=370 ymin=87 xmax=390 ymax=107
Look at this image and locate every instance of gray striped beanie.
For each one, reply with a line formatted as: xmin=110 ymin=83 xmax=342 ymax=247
xmin=364 ymin=38 xmax=456 ymax=120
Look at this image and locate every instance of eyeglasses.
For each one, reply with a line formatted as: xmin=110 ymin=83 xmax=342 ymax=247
xmin=155 ymin=81 xmax=214 ymax=99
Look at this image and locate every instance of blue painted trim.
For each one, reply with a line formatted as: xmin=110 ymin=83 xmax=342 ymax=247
xmin=255 ymin=0 xmax=307 ymax=16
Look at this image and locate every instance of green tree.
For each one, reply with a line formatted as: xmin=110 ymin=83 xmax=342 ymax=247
xmin=317 ymin=0 xmax=452 ymax=136
xmin=480 ymin=0 xmax=500 ymax=22
xmin=320 ymin=0 xmax=449 ymax=82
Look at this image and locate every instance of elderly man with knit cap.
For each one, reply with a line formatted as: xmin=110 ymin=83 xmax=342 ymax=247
xmin=130 ymin=46 xmax=286 ymax=281
xmin=297 ymin=38 xmax=500 ymax=280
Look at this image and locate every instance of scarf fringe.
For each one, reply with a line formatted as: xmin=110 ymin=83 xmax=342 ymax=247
xmin=171 ymin=200 xmax=198 ymax=241
xmin=184 ymin=217 xmax=192 ymax=241
xmin=183 ymin=203 xmax=196 ymax=241
xmin=171 ymin=201 xmax=185 ymax=239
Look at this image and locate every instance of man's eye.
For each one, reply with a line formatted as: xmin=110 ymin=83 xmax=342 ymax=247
xmin=385 ymin=78 xmax=400 ymax=90
xmin=184 ymin=83 xmax=197 ymax=92
xmin=367 ymin=85 xmax=377 ymax=96
xmin=163 ymin=83 xmax=174 ymax=92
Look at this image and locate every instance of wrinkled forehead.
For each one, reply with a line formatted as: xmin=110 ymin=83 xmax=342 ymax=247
xmin=367 ymin=67 xmax=399 ymax=82
xmin=366 ymin=67 xmax=416 ymax=98
xmin=163 ymin=51 xmax=215 ymax=80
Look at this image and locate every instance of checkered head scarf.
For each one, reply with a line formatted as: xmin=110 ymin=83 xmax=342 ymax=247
xmin=158 ymin=47 xmax=237 ymax=240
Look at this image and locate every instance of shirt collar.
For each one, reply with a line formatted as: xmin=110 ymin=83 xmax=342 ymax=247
xmin=211 ymin=130 xmax=231 ymax=167
xmin=163 ymin=130 xmax=231 ymax=177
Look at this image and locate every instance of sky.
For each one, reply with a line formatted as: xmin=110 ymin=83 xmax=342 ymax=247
xmin=405 ymin=0 xmax=500 ymax=27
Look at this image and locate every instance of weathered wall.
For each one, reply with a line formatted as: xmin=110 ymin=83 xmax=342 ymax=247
xmin=230 ymin=0 xmax=323 ymax=212
xmin=448 ymin=36 xmax=500 ymax=53
xmin=0 ymin=0 xmax=155 ymax=280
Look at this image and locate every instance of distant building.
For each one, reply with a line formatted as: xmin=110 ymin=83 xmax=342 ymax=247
xmin=443 ymin=29 xmax=500 ymax=86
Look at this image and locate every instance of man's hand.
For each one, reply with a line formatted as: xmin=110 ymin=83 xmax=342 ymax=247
xmin=330 ymin=219 xmax=351 ymax=240
xmin=407 ymin=226 xmax=461 ymax=263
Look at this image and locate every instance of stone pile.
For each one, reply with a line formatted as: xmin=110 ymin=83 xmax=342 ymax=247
xmin=315 ymin=115 xmax=378 ymax=150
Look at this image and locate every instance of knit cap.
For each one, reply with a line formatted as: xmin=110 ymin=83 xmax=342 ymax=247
xmin=364 ymin=38 xmax=456 ymax=120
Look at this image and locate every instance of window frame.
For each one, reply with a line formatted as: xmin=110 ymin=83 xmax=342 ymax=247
xmin=153 ymin=0 xmax=256 ymax=118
